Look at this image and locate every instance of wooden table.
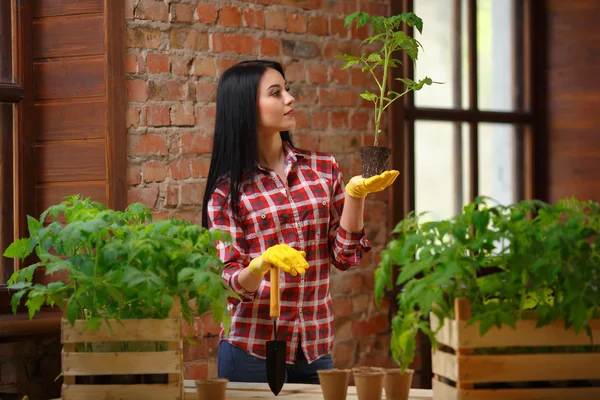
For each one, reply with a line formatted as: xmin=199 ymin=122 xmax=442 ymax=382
xmin=184 ymin=380 xmax=434 ymax=399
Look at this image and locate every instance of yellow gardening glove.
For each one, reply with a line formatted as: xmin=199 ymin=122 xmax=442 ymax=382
xmin=345 ymin=170 xmax=400 ymax=199
xmin=248 ymin=244 xmax=309 ymax=277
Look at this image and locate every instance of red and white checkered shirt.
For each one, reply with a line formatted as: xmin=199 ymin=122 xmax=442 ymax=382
xmin=206 ymin=142 xmax=371 ymax=364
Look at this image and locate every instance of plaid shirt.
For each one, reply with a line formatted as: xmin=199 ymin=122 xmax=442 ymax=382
xmin=206 ymin=142 xmax=371 ymax=364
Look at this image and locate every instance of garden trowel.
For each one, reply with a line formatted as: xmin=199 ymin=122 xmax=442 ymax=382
xmin=266 ymin=267 xmax=286 ymax=395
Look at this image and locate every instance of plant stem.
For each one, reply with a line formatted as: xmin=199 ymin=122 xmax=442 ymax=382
xmin=375 ymin=31 xmax=391 ymax=147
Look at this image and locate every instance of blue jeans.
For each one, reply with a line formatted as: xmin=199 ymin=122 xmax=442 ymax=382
xmin=217 ymin=340 xmax=333 ymax=384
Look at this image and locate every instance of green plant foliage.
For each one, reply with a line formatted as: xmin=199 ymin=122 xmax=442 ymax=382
xmin=5 ymin=195 xmax=233 ymax=336
xmin=375 ymin=197 xmax=600 ymax=371
xmin=337 ymin=12 xmax=440 ymax=146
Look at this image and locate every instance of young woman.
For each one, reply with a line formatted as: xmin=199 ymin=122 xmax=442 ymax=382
xmin=201 ymin=60 xmax=399 ymax=384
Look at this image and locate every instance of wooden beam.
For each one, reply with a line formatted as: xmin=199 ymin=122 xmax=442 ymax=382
xmin=104 ymin=0 xmax=127 ymax=211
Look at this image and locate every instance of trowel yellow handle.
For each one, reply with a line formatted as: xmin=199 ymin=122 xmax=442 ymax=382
xmin=270 ymin=267 xmax=280 ymax=318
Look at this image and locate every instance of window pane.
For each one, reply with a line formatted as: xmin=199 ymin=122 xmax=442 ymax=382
xmin=0 ymin=103 xmax=14 ymax=284
xmin=478 ymin=123 xmax=517 ymax=205
xmin=477 ymin=0 xmax=515 ymax=111
xmin=415 ymin=121 xmax=470 ymax=221
xmin=413 ymin=0 xmax=469 ymax=109
xmin=0 ymin=1 xmax=13 ymax=83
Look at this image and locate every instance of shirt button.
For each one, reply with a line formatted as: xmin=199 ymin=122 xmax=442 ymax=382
xmin=296 ymin=222 xmax=301 ymax=228
xmin=299 ymin=308 xmax=303 ymax=314
xmin=322 ymin=201 xmax=326 ymax=205
xmin=261 ymin=214 xmax=266 ymax=219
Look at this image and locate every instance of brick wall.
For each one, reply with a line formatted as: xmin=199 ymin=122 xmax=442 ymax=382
xmin=124 ymin=0 xmax=402 ymax=382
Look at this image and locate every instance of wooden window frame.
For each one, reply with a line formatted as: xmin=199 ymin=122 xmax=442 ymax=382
xmin=387 ymin=0 xmax=546 ymax=388
xmin=0 ymin=0 xmax=126 ymax=339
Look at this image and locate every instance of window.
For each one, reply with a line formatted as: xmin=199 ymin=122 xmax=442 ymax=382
xmin=388 ymin=0 xmax=542 ymax=388
xmin=390 ymin=0 xmax=540 ymax=223
xmin=0 ymin=1 xmax=34 ymax=296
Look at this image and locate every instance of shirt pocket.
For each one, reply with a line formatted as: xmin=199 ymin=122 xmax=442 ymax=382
xmin=242 ymin=209 xmax=280 ymax=254
xmin=301 ymin=172 xmax=331 ymax=244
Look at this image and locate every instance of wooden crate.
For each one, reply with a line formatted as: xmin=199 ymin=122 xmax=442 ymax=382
xmin=61 ymin=299 xmax=183 ymax=400
xmin=431 ymin=298 xmax=600 ymax=400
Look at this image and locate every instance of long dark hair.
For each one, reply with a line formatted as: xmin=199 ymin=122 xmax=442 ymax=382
xmin=201 ymin=60 xmax=293 ymax=228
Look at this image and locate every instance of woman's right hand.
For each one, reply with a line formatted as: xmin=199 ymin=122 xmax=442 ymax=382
xmin=248 ymin=244 xmax=309 ymax=277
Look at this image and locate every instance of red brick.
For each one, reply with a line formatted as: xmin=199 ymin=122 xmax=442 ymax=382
xmin=219 ymin=6 xmax=242 ymax=27
xmin=351 ymin=68 xmax=369 ymax=87
xmin=312 ymin=110 xmax=328 ymax=129
xmin=201 ymin=313 xmax=222 ymax=336
xmin=351 ymin=111 xmax=370 ymax=131
xmin=135 ymin=0 xmax=168 ymax=22
xmin=260 ymin=37 xmax=281 ymax=57
xmin=130 ymin=134 xmax=168 ymax=155
xmin=164 ymin=185 xmax=179 ymax=208
xmin=195 ymin=82 xmax=217 ymax=102
xmin=333 ymin=297 xmax=352 ymax=319
xmin=127 ymin=164 xmax=141 ymax=186
xmin=124 ymin=54 xmax=137 ymax=74
xmin=309 ymin=16 xmax=327 ymax=35
xmin=211 ymin=33 xmax=258 ymax=55
xmin=190 ymin=157 xmax=211 ymax=178
xmin=126 ymin=80 xmax=148 ymax=102
xmin=352 ymin=293 xmax=371 ymax=314
xmin=170 ymin=29 xmax=209 ymax=51
xmin=284 ymin=63 xmax=305 ymax=83
xmin=264 ymin=10 xmax=286 ymax=30
xmin=172 ymin=210 xmax=199 ymax=224
xmin=148 ymin=80 xmax=190 ymax=101
xmin=172 ymin=55 xmax=193 ymax=76
xmin=180 ymin=133 xmax=213 ymax=154
xmin=172 ymin=3 xmax=194 ymax=23
xmin=323 ymin=41 xmax=361 ymax=59
xmin=332 ymin=341 xmax=356 ymax=365
xmin=193 ymin=57 xmax=216 ymax=77
xmin=351 ymin=22 xmax=370 ymax=41
xmin=169 ymin=159 xmax=191 ymax=180
xmin=145 ymin=104 xmax=170 ymax=127
xmin=171 ymin=103 xmax=195 ymax=127
xmin=146 ymin=53 xmax=169 ymax=73
xmin=127 ymin=27 xmax=161 ymax=49
xmin=181 ymin=182 xmax=205 ymax=205
xmin=217 ymin=58 xmax=239 ymax=76
xmin=294 ymin=109 xmax=309 ymax=130
xmin=329 ymin=17 xmax=347 ymax=38
xmin=273 ymin=0 xmax=320 ymax=9
xmin=125 ymin=0 xmax=134 ymax=20
xmin=194 ymin=104 xmax=216 ymax=129
xmin=244 ymin=8 xmax=265 ymax=29
xmin=329 ymin=65 xmax=350 ymax=85
xmin=128 ymin=186 xmax=159 ymax=208
xmin=286 ymin=13 xmax=307 ymax=33
xmin=318 ymin=88 xmax=357 ymax=107
xmin=185 ymin=362 xmax=208 ymax=380
xmin=351 ymin=313 xmax=388 ymax=337
xmin=126 ymin=107 xmax=140 ymax=128
xmin=195 ymin=3 xmax=218 ymax=24
xmin=142 ymin=160 xmax=167 ymax=183
xmin=307 ymin=64 xmax=327 ymax=84
xmin=330 ymin=111 xmax=348 ymax=129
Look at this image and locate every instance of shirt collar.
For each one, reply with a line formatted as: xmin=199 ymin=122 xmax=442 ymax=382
xmin=255 ymin=140 xmax=305 ymax=172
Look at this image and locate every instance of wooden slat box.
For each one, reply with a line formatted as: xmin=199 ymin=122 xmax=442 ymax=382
xmin=431 ymin=298 xmax=600 ymax=400
xmin=60 ymin=299 xmax=183 ymax=400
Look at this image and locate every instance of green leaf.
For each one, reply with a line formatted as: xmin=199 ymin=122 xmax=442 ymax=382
xmin=3 ymin=238 xmax=31 ymax=259
xmin=27 ymin=215 xmax=43 ymax=236
xmin=10 ymin=289 xmax=27 ymax=314
xmin=366 ymin=53 xmax=382 ymax=63
xmin=360 ymin=91 xmax=377 ymax=101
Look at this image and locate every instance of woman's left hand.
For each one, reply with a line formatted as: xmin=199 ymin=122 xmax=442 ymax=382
xmin=345 ymin=170 xmax=400 ymax=199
